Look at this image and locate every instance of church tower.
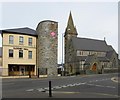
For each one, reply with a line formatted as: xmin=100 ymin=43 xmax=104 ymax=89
xmin=64 ymin=12 xmax=79 ymax=75
xmin=64 ymin=11 xmax=77 ymax=37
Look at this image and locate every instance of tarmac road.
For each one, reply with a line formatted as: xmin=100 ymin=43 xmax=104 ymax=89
xmin=2 ymin=73 xmax=119 ymax=99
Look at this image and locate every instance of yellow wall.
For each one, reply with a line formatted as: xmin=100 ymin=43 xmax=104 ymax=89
xmin=2 ymin=33 xmax=37 ymax=76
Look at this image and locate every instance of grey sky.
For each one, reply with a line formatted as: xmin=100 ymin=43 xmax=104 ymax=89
xmin=0 ymin=2 xmax=118 ymax=63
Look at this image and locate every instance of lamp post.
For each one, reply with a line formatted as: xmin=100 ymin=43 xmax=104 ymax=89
xmin=61 ymin=33 xmax=64 ymax=76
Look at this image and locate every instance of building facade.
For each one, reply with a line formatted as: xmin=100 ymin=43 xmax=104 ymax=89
xmin=64 ymin=12 xmax=119 ymax=75
xmin=1 ymin=27 xmax=37 ymax=76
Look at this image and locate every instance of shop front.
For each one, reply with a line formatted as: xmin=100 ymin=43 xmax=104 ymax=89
xmin=8 ymin=64 xmax=35 ymax=76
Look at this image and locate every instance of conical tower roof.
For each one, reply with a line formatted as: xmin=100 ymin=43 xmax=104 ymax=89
xmin=65 ymin=11 xmax=77 ymax=36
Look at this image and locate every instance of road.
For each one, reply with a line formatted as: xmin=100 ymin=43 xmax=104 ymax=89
xmin=2 ymin=73 xmax=119 ymax=99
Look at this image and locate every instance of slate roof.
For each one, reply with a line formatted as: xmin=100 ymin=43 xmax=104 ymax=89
xmin=72 ymin=37 xmax=109 ymax=52
xmin=98 ymin=57 xmax=109 ymax=62
xmin=106 ymin=51 xmax=114 ymax=59
xmin=108 ymin=45 xmax=114 ymax=51
xmin=0 ymin=47 xmax=2 ymax=57
xmin=1 ymin=27 xmax=37 ymax=36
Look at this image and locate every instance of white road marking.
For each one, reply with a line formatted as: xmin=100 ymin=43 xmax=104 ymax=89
xmin=54 ymin=86 xmax=62 ymax=89
xmin=26 ymin=78 xmax=115 ymax=93
xmin=61 ymin=85 xmax=68 ymax=88
xmin=86 ymin=83 xmax=94 ymax=86
xmin=26 ymin=89 xmax=34 ymax=92
xmin=106 ymin=86 xmax=116 ymax=88
xmin=86 ymin=83 xmax=116 ymax=89
xmin=95 ymin=85 xmax=104 ymax=87
xmin=37 ymin=88 xmax=46 ymax=92
xmin=44 ymin=87 xmax=49 ymax=91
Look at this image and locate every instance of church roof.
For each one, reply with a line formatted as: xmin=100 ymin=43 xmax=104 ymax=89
xmin=72 ymin=37 xmax=109 ymax=52
xmin=97 ymin=57 xmax=109 ymax=62
xmin=1 ymin=27 xmax=37 ymax=37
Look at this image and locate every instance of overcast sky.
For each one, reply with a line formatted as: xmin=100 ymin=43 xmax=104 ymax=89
xmin=0 ymin=1 xmax=118 ymax=63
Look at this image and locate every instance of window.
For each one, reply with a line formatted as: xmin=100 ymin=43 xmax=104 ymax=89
xmin=19 ymin=50 xmax=23 ymax=58
xmin=28 ymin=38 xmax=32 ymax=46
xmin=9 ymin=49 xmax=13 ymax=57
xmin=9 ymin=35 xmax=14 ymax=44
xmin=19 ymin=36 xmax=24 ymax=45
xmin=28 ymin=51 xmax=32 ymax=59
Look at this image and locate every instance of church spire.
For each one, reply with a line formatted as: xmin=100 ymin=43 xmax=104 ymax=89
xmin=65 ymin=11 xmax=77 ymax=36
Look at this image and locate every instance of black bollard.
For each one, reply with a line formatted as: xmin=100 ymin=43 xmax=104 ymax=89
xmin=37 ymin=68 xmax=39 ymax=78
xmin=49 ymin=81 xmax=52 ymax=97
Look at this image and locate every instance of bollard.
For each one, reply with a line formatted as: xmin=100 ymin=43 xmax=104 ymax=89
xmin=49 ymin=81 xmax=52 ymax=97
xmin=37 ymin=68 xmax=39 ymax=78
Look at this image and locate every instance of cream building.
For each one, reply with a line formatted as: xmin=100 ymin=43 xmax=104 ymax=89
xmin=1 ymin=27 xmax=37 ymax=76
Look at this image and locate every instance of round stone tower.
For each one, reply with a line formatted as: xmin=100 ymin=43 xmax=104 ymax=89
xmin=36 ymin=20 xmax=58 ymax=77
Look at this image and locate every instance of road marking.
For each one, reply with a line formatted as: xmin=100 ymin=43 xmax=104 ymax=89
xmin=44 ymin=87 xmax=49 ymax=90
xmin=86 ymin=83 xmax=116 ymax=89
xmin=61 ymin=85 xmax=68 ymax=88
xmin=37 ymin=88 xmax=46 ymax=92
xmin=86 ymin=83 xmax=94 ymax=86
xmin=95 ymin=85 xmax=105 ymax=87
xmin=106 ymin=86 xmax=116 ymax=88
xmin=54 ymin=86 xmax=62 ymax=89
xmin=26 ymin=89 xmax=34 ymax=92
xmin=26 ymin=82 xmax=87 ymax=92
xmin=45 ymin=91 xmax=80 ymax=94
xmin=3 ymin=83 xmax=15 ymax=85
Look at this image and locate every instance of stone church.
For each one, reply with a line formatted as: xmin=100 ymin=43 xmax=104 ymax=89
xmin=64 ymin=12 xmax=119 ymax=75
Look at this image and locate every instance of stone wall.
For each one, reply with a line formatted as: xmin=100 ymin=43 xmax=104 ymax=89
xmin=36 ymin=20 xmax=58 ymax=77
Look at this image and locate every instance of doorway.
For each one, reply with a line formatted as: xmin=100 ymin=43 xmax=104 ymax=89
xmin=91 ymin=63 xmax=97 ymax=72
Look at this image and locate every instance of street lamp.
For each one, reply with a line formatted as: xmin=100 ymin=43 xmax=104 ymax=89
xmin=61 ymin=33 xmax=64 ymax=76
